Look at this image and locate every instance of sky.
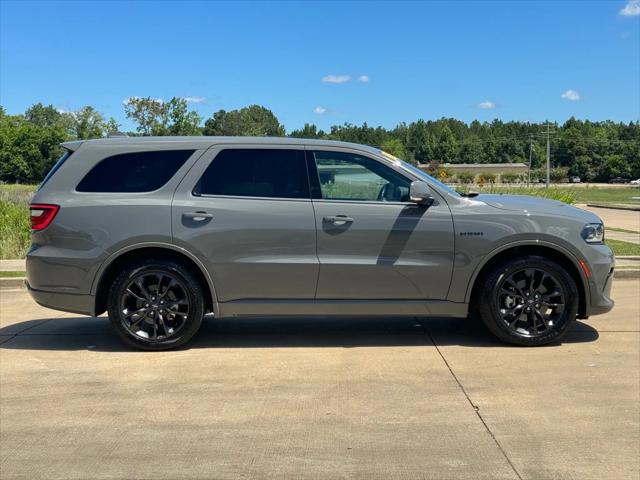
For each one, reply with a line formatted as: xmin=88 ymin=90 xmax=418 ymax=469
xmin=1 ymin=0 xmax=639 ymax=132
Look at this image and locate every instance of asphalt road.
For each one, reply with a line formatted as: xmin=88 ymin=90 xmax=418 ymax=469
xmin=0 ymin=280 xmax=638 ymax=480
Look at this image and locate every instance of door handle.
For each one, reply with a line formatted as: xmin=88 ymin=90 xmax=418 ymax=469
xmin=323 ymin=215 xmax=354 ymax=225
xmin=183 ymin=211 xmax=213 ymax=221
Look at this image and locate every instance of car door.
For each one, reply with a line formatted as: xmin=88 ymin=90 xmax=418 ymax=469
xmin=172 ymin=145 xmax=318 ymax=302
xmin=308 ymin=148 xmax=455 ymax=300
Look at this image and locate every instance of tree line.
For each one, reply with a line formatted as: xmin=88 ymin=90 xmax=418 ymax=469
xmin=1 ymin=98 xmax=638 ymax=184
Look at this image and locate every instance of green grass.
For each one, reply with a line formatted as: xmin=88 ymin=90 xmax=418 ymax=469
xmin=608 ymin=227 xmax=640 ymax=234
xmin=457 ymin=184 xmax=577 ymax=204
xmin=0 ymin=271 xmax=26 ymax=278
xmin=607 ymin=239 xmax=640 ymax=256
xmin=0 ymin=184 xmax=34 ymax=259
xmin=571 ymin=186 xmax=640 ymax=204
xmin=455 ymin=184 xmax=640 ymax=205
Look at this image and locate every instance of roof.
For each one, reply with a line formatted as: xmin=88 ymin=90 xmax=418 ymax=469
xmin=62 ymin=136 xmax=381 ymax=154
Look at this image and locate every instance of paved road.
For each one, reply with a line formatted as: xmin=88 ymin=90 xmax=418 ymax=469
xmin=1 ymin=280 xmax=639 ymax=480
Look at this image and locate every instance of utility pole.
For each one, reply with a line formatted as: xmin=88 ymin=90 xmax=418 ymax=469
xmin=528 ymin=136 xmax=533 ymax=187
xmin=542 ymin=122 xmax=555 ymax=188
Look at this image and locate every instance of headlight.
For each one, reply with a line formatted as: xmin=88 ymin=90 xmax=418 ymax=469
xmin=581 ymin=223 xmax=604 ymax=244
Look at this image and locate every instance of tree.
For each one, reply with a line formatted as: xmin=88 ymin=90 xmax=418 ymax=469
xmin=203 ymin=105 xmax=284 ymax=137
xmin=600 ymin=154 xmax=631 ymax=181
xmin=123 ymin=97 xmax=167 ymax=135
xmin=289 ymin=123 xmax=326 ymax=139
xmin=25 ymin=103 xmax=67 ymax=129
xmin=165 ymin=98 xmax=202 ymax=136
xmin=0 ymin=113 xmax=66 ymax=183
xmin=123 ymin=97 xmax=202 ymax=136
xmin=70 ymin=106 xmax=107 ymax=139
xmin=433 ymin=126 xmax=459 ymax=163
xmin=380 ymin=138 xmax=407 ymax=159
xmin=405 ymin=120 xmax=432 ymax=164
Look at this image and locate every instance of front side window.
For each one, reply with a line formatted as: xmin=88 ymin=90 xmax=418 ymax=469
xmin=76 ymin=150 xmax=193 ymax=192
xmin=311 ymin=151 xmax=410 ymax=202
xmin=195 ymin=149 xmax=309 ymax=199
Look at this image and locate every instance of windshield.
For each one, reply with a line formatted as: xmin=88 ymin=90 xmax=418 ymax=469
xmin=379 ymin=150 xmax=461 ymax=197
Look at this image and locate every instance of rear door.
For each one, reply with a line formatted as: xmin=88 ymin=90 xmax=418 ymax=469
xmin=308 ymin=148 xmax=455 ymax=300
xmin=172 ymin=145 xmax=318 ymax=302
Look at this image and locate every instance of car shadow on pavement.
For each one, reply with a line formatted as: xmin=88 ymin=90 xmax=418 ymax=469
xmin=0 ymin=315 xmax=599 ymax=352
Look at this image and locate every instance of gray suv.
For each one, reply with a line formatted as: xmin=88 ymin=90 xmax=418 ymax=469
xmin=26 ymin=137 xmax=615 ymax=350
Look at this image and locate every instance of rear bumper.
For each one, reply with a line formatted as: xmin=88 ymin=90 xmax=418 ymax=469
xmin=27 ymin=282 xmax=96 ymax=316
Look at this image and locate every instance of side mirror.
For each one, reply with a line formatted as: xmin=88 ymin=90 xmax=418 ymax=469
xmin=409 ymin=181 xmax=434 ymax=206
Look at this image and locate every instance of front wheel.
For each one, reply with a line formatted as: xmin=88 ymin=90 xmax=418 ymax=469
xmin=477 ymin=256 xmax=579 ymax=346
xmin=107 ymin=259 xmax=205 ymax=350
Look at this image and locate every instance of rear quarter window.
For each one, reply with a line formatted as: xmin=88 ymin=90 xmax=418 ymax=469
xmin=76 ymin=150 xmax=194 ymax=193
xmin=39 ymin=151 xmax=71 ymax=190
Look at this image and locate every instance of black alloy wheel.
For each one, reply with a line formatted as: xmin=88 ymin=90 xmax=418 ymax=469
xmin=477 ymin=256 xmax=579 ymax=346
xmin=108 ymin=259 xmax=205 ymax=350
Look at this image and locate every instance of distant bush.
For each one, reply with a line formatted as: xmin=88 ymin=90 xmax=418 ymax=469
xmin=501 ymin=173 xmax=522 ymax=184
xmin=457 ymin=171 xmax=475 ymax=184
xmin=479 ymin=172 xmax=496 ymax=184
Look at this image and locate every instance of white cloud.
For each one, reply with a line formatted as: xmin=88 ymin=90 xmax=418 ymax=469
xmin=477 ymin=101 xmax=496 ymax=109
xmin=358 ymin=75 xmax=369 ymax=83
xmin=183 ymin=96 xmax=206 ymax=104
xmin=322 ymin=74 xmax=351 ymax=84
xmin=561 ymin=89 xmax=581 ymax=101
xmin=313 ymin=106 xmax=327 ymax=115
xmin=620 ymin=0 xmax=640 ymax=16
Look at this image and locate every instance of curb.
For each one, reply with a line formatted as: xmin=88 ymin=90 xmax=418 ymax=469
xmin=0 ymin=278 xmax=26 ymax=289
xmin=586 ymin=203 xmax=640 ymax=212
xmin=613 ymin=270 xmax=640 ymax=279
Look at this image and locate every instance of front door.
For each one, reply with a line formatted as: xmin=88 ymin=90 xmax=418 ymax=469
xmin=172 ymin=146 xmax=318 ymax=302
xmin=309 ymin=149 xmax=455 ymax=300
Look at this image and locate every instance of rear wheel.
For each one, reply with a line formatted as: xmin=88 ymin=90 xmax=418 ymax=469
xmin=477 ymin=256 xmax=579 ymax=346
xmin=107 ymin=259 xmax=204 ymax=350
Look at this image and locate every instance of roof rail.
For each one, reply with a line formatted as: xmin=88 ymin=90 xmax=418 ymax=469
xmin=107 ymin=131 xmax=129 ymax=138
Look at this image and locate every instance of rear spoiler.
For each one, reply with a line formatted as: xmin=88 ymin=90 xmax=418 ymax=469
xmin=61 ymin=140 xmax=84 ymax=152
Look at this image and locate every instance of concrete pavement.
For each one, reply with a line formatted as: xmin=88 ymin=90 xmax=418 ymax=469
xmin=0 ymin=280 xmax=638 ymax=479
xmin=579 ymin=205 xmax=640 ymax=233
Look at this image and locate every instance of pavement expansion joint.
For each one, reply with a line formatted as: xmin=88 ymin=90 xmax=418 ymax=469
xmin=418 ymin=320 xmax=524 ymax=480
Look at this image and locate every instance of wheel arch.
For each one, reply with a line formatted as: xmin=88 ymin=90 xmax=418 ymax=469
xmin=93 ymin=243 xmax=218 ymax=317
xmin=467 ymin=242 xmax=589 ymax=319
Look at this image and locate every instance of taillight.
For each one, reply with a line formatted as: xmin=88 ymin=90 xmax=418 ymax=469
xmin=30 ymin=204 xmax=60 ymax=231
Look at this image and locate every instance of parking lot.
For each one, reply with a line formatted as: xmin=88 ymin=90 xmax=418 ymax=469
xmin=0 ymin=279 xmax=638 ymax=480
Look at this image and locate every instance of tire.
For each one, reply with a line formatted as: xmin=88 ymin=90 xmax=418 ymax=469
xmin=107 ymin=258 xmax=205 ymax=350
xmin=476 ymin=255 xmax=579 ymax=346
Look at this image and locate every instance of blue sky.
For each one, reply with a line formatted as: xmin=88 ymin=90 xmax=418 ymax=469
xmin=1 ymin=0 xmax=639 ymax=132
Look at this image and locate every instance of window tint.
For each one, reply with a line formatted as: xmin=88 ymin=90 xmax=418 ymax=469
xmin=39 ymin=151 xmax=71 ymax=191
xmin=312 ymin=151 xmax=410 ymax=202
xmin=195 ymin=149 xmax=309 ymax=199
xmin=76 ymin=150 xmax=193 ymax=193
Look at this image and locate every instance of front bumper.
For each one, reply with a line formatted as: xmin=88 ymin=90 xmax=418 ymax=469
xmin=584 ymin=244 xmax=615 ymax=317
xmin=27 ymin=282 xmax=96 ymax=316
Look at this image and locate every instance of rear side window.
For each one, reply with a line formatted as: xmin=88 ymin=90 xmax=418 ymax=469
xmin=39 ymin=151 xmax=71 ymax=190
xmin=76 ymin=150 xmax=194 ymax=192
xmin=195 ymin=149 xmax=309 ymax=199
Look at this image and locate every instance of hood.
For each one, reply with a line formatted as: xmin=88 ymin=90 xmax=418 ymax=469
xmin=478 ymin=194 xmax=601 ymax=222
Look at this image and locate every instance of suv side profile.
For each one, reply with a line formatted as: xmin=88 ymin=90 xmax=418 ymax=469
xmin=27 ymin=137 xmax=615 ymax=350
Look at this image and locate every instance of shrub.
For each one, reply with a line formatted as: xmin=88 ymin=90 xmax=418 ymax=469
xmin=501 ymin=172 xmax=522 ymax=184
xmin=479 ymin=172 xmax=496 ymax=184
xmin=457 ymin=171 xmax=475 ymax=184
